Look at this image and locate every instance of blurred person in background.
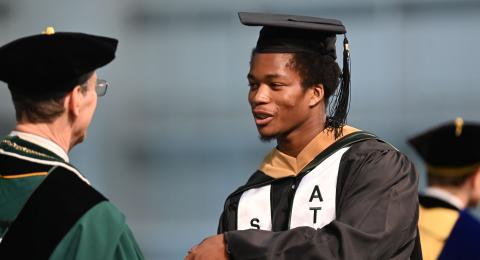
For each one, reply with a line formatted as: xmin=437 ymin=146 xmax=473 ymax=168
xmin=186 ymin=12 xmax=421 ymax=260
xmin=0 ymin=27 xmax=144 ymax=259
xmin=409 ymin=118 xmax=480 ymax=260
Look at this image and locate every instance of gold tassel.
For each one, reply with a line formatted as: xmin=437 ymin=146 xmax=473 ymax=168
xmin=455 ymin=117 xmax=464 ymax=137
xmin=42 ymin=26 xmax=55 ymax=35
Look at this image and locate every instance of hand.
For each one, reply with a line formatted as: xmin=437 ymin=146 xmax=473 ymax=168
xmin=185 ymin=234 xmax=228 ymax=260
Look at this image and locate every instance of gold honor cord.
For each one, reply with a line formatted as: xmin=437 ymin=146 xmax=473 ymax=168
xmin=0 ymin=172 xmax=48 ymax=179
xmin=1 ymin=140 xmax=56 ymax=160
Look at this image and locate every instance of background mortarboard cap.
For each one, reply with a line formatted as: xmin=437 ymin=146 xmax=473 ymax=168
xmin=0 ymin=30 xmax=118 ymax=98
xmin=238 ymin=12 xmax=346 ymax=59
xmin=408 ymin=119 xmax=480 ymax=176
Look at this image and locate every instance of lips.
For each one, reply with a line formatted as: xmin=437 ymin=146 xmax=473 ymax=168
xmin=253 ymin=110 xmax=274 ymax=126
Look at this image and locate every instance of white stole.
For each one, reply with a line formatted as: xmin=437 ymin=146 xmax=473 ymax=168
xmin=237 ymin=147 xmax=350 ymax=230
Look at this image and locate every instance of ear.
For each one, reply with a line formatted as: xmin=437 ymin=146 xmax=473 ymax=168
xmin=471 ymin=168 xmax=480 ymax=190
xmin=65 ymin=86 xmax=83 ymax=117
xmin=309 ymin=84 xmax=324 ymax=107
xmin=467 ymin=167 xmax=480 ymax=205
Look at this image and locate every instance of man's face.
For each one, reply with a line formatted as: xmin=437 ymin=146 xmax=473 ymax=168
xmin=72 ymin=72 xmax=98 ymax=146
xmin=247 ymin=53 xmax=315 ymax=141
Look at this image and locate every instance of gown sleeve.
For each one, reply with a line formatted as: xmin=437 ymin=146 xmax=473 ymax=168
xmin=49 ymin=201 xmax=144 ymax=260
xmin=224 ymin=143 xmax=419 ymax=260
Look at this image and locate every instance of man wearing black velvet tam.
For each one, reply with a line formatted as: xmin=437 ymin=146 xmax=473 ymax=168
xmin=0 ymin=28 xmax=144 ymax=259
xmin=186 ymin=12 xmax=421 ymax=259
xmin=410 ymin=118 xmax=480 ymax=260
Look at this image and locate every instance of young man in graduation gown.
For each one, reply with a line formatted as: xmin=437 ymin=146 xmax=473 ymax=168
xmin=186 ymin=12 xmax=421 ymax=259
xmin=409 ymin=119 xmax=480 ymax=260
xmin=0 ymin=28 xmax=144 ymax=259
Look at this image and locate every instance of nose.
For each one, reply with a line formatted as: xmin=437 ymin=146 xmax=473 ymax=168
xmin=249 ymin=84 xmax=270 ymax=106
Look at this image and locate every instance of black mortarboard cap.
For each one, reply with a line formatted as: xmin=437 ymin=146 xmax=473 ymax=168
xmin=238 ymin=12 xmax=351 ymax=137
xmin=409 ymin=118 xmax=480 ymax=177
xmin=239 ymin=12 xmax=346 ymax=59
xmin=0 ymin=27 xmax=118 ymax=98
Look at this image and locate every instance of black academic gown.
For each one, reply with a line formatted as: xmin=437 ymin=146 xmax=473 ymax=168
xmin=218 ymin=132 xmax=421 ymax=260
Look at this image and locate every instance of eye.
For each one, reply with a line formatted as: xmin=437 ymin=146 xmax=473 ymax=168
xmin=248 ymin=82 xmax=259 ymax=90
xmin=270 ymin=82 xmax=285 ymax=89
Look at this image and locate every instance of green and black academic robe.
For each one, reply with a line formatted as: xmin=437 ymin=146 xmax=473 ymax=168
xmin=0 ymin=133 xmax=144 ymax=259
xmin=218 ymin=131 xmax=421 ymax=259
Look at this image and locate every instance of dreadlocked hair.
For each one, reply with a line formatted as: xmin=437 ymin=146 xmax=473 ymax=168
xmin=288 ymin=51 xmax=348 ymax=138
xmin=328 ymin=37 xmax=351 ymax=138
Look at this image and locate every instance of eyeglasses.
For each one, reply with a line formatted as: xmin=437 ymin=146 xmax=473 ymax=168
xmin=95 ymin=79 xmax=108 ymax=97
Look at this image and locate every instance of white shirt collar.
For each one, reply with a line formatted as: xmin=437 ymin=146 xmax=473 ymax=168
xmin=424 ymin=187 xmax=465 ymax=210
xmin=9 ymin=131 xmax=69 ymax=163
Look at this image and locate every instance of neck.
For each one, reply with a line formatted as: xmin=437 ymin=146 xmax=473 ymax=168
xmin=15 ymin=121 xmax=72 ymax=154
xmin=276 ymin=115 xmax=325 ymax=157
xmin=429 ymin=185 xmax=469 ymax=209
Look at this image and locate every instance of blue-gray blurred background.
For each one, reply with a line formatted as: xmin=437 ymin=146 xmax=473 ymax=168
xmin=0 ymin=0 xmax=479 ymax=259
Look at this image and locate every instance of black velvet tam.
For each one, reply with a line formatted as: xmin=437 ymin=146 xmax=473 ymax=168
xmin=0 ymin=30 xmax=117 ymax=97
xmin=409 ymin=119 xmax=480 ymax=168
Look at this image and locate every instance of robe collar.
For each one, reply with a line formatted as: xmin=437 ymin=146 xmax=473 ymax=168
xmin=259 ymin=125 xmax=359 ymax=179
xmin=9 ymin=131 xmax=69 ymax=163
xmin=424 ymin=187 xmax=465 ymax=210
